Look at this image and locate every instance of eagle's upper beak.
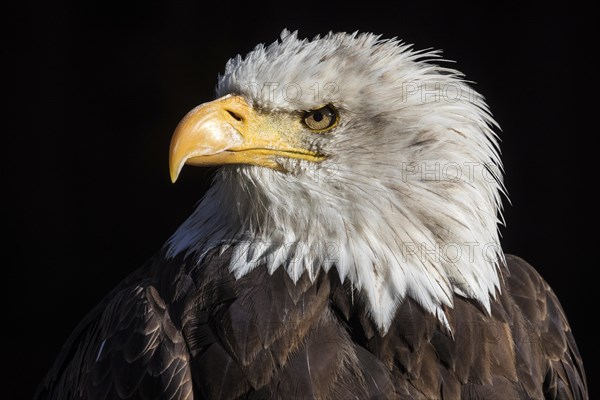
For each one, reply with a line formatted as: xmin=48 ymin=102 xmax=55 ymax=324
xmin=169 ymin=95 xmax=324 ymax=182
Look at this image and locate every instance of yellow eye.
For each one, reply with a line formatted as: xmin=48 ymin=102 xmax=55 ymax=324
xmin=303 ymin=105 xmax=338 ymax=131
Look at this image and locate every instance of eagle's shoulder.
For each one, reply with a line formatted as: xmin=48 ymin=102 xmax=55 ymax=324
xmin=354 ymin=254 xmax=588 ymax=399
xmin=501 ymin=254 xmax=588 ymax=400
xmin=34 ymin=253 xmax=195 ymax=400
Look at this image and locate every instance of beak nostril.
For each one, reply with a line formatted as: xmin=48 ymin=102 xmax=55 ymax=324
xmin=226 ymin=109 xmax=243 ymax=122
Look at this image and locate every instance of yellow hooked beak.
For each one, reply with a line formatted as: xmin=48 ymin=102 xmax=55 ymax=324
xmin=169 ymin=95 xmax=325 ymax=182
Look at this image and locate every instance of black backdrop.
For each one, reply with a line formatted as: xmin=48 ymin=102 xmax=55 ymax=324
xmin=7 ymin=3 xmax=596 ymax=398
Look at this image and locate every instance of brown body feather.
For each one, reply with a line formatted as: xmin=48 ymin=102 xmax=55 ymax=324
xmin=36 ymin=254 xmax=587 ymax=399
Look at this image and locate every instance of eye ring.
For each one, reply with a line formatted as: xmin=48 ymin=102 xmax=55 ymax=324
xmin=303 ymin=105 xmax=338 ymax=132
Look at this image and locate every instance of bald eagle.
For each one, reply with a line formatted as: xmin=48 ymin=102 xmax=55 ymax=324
xmin=36 ymin=31 xmax=587 ymax=399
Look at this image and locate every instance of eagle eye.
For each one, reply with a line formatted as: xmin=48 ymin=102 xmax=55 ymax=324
xmin=303 ymin=105 xmax=338 ymax=131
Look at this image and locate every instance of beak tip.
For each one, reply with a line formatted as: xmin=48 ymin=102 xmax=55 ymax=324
xmin=170 ymin=167 xmax=180 ymax=184
xmin=169 ymin=158 xmax=181 ymax=183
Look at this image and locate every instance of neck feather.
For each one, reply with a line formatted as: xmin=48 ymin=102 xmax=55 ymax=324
xmin=167 ymin=163 xmax=503 ymax=334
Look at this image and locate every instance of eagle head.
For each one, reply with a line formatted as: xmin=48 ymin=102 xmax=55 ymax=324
xmin=167 ymin=30 xmax=505 ymax=333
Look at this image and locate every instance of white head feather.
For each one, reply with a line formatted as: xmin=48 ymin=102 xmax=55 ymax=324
xmin=167 ymin=30 xmax=506 ymax=333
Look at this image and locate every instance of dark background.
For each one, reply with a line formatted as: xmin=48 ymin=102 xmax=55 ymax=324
xmin=7 ymin=2 xmax=596 ymax=398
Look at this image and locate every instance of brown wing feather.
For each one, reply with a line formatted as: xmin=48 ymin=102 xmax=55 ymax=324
xmin=505 ymin=255 xmax=588 ymax=400
xmin=35 ymin=258 xmax=194 ymax=400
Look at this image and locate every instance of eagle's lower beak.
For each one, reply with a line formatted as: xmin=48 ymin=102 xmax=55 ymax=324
xmin=169 ymin=95 xmax=324 ymax=182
